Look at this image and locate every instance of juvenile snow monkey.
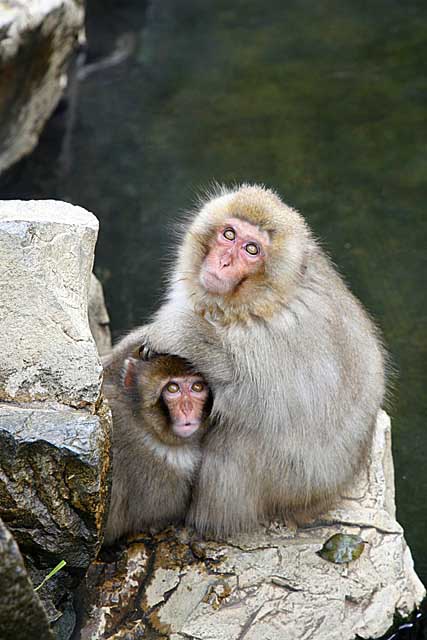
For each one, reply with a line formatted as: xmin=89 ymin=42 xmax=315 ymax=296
xmin=103 ymin=354 xmax=210 ymax=544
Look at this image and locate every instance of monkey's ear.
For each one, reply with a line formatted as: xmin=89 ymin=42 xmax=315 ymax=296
xmin=122 ymin=357 xmax=137 ymax=389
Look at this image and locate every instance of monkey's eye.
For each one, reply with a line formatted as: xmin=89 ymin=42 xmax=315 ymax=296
xmin=245 ymin=242 xmax=259 ymax=256
xmin=165 ymin=382 xmax=180 ymax=393
xmin=191 ymin=382 xmax=205 ymax=393
xmin=223 ymin=227 xmax=236 ymax=241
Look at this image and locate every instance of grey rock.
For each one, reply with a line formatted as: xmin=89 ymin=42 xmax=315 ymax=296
xmin=0 ymin=397 xmax=112 ymax=629
xmin=0 ymin=402 xmax=110 ymax=568
xmin=0 ymin=199 xmax=113 ymax=635
xmin=0 ymin=515 xmax=54 ymax=640
xmin=0 ymin=199 xmax=102 ymax=409
xmin=88 ymin=273 xmax=112 ymax=357
xmin=79 ymin=411 xmax=425 ymax=640
xmin=0 ymin=0 xmax=84 ymax=173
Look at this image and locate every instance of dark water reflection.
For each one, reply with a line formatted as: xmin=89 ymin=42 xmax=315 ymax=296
xmin=2 ymin=0 xmax=426 ymax=591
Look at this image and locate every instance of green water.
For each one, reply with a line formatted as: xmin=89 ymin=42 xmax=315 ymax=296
xmin=2 ymin=0 xmax=426 ymax=585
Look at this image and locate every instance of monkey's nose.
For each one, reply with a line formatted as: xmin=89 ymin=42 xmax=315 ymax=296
xmin=219 ymin=249 xmax=234 ymax=269
xmin=181 ymin=397 xmax=193 ymax=417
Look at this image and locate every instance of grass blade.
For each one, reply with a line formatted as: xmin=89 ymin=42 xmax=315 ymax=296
xmin=34 ymin=560 xmax=67 ymax=592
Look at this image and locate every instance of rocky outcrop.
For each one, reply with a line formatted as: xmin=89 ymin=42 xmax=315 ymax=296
xmin=0 ymin=403 xmax=110 ymax=569
xmin=0 ymin=0 xmax=84 ymax=174
xmin=0 ymin=200 xmax=112 ymax=636
xmin=79 ymin=411 xmax=425 ymax=640
xmin=0 ymin=516 xmax=54 ymax=640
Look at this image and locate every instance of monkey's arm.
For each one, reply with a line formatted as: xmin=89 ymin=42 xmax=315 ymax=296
xmin=111 ymin=306 xmax=235 ymax=385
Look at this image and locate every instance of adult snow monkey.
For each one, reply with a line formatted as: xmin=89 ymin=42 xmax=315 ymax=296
xmin=109 ymin=184 xmax=386 ymax=537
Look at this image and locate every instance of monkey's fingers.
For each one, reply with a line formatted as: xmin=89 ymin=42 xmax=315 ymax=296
xmin=130 ymin=342 xmax=158 ymax=361
xmin=138 ymin=344 xmax=157 ymax=360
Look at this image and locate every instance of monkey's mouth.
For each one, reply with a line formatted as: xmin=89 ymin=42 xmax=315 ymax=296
xmin=200 ymin=269 xmax=235 ymax=295
xmin=172 ymin=422 xmax=199 ymax=438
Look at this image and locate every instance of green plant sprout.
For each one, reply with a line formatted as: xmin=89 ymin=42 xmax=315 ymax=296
xmin=34 ymin=560 xmax=67 ymax=592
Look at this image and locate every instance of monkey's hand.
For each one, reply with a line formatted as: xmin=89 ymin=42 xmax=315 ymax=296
xmin=105 ymin=323 xmax=168 ymax=368
xmin=128 ymin=310 xmax=235 ymax=385
xmin=124 ymin=320 xmax=181 ymax=363
xmin=135 ymin=341 xmax=158 ymax=361
xmin=128 ymin=326 xmax=170 ymax=361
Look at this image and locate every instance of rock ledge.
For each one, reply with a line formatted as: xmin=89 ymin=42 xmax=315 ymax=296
xmin=80 ymin=411 xmax=425 ymax=640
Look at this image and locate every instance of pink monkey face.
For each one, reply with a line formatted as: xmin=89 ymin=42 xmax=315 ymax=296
xmin=200 ymin=218 xmax=269 ymax=295
xmin=162 ymin=376 xmax=209 ymax=438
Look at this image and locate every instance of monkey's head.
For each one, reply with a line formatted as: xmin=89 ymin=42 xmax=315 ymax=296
xmin=176 ymin=184 xmax=311 ymax=322
xmin=123 ymin=355 xmax=210 ymax=445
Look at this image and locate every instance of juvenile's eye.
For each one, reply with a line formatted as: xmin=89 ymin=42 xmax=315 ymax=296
xmin=245 ymin=243 xmax=259 ymax=255
xmin=223 ymin=228 xmax=236 ymax=241
xmin=192 ymin=382 xmax=205 ymax=392
xmin=166 ymin=382 xmax=179 ymax=393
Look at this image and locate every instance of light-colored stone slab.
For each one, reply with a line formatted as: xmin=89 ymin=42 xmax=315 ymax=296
xmin=0 ymin=199 xmax=102 ymax=408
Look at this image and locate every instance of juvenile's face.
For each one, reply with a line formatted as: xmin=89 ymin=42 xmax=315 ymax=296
xmin=161 ymin=375 xmax=209 ymax=438
xmin=200 ymin=217 xmax=270 ymax=296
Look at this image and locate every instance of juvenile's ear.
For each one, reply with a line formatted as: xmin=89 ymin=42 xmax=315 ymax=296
xmin=122 ymin=357 xmax=138 ymax=389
